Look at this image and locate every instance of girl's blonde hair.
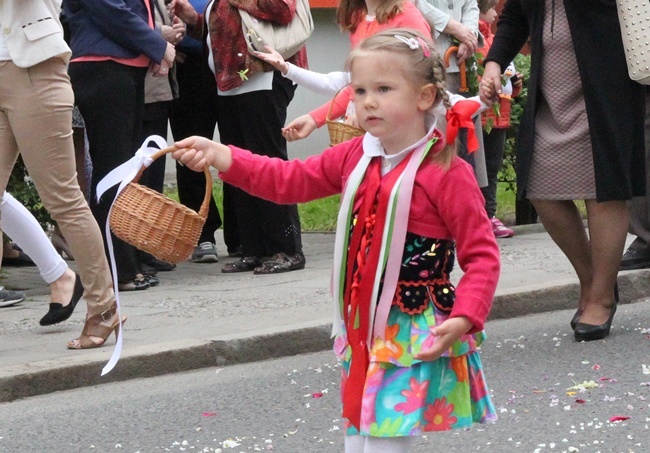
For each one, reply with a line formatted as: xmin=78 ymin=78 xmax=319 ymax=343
xmin=336 ymin=0 xmax=404 ymax=33
xmin=345 ymin=28 xmax=455 ymax=167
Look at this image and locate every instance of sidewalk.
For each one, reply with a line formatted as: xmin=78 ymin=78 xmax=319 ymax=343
xmin=1 ymin=227 xmax=648 ymax=402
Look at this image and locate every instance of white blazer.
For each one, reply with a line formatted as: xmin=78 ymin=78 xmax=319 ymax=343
xmin=0 ymin=0 xmax=70 ymax=68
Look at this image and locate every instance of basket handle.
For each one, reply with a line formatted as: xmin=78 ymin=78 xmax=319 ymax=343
xmin=131 ymin=145 xmax=213 ymax=221
xmin=326 ymin=85 xmax=353 ymax=122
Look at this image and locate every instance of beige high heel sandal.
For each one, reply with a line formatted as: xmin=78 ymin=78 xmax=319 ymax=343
xmin=67 ymin=305 xmax=127 ymax=350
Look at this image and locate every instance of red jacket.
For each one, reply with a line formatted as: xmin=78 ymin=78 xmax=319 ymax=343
xmin=189 ymin=0 xmax=308 ymax=91
xmin=219 ymin=137 xmax=500 ymax=333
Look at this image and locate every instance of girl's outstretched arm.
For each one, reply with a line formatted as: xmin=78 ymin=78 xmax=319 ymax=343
xmin=414 ymin=316 xmax=472 ymax=361
xmin=282 ymin=114 xmax=318 ymax=141
xmin=172 ymin=136 xmax=232 ymax=172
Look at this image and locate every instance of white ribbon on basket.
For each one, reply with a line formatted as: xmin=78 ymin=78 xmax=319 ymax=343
xmin=95 ymin=135 xmax=169 ymax=376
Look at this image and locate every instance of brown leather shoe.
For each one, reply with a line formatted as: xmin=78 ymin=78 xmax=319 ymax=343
xmin=221 ymin=256 xmax=263 ymax=273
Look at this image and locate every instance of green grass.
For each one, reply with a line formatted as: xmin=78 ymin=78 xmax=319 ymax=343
xmin=166 ymin=180 xmax=521 ymax=232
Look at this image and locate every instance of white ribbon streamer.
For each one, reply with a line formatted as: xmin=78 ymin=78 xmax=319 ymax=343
xmin=95 ymin=135 xmax=169 ymax=376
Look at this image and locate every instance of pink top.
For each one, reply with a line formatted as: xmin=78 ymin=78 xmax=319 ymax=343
xmin=219 ymin=137 xmax=500 ymax=333
xmin=310 ymin=1 xmax=432 ymax=125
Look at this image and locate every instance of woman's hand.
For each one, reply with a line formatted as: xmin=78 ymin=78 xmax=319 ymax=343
xmin=162 ymin=19 xmax=186 ymax=45
xmin=253 ymin=46 xmax=289 ymax=75
xmin=413 ymin=316 xmax=472 ymax=362
xmin=444 ymin=19 xmax=478 ymax=54
xmin=172 ymin=136 xmax=233 ymax=173
xmin=456 ymin=42 xmax=472 ymax=64
xmin=479 ymin=61 xmax=503 ymax=106
xmin=163 ymin=42 xmax=176 ymax=67
xmin=169 ymin=0 xmax=199 ymax=26
xmin=282 ymin=114 xmax=318 ymax=141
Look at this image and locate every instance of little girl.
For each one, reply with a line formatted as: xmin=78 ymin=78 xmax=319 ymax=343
xmin=173 ymin=28 xmax=500 ymax=453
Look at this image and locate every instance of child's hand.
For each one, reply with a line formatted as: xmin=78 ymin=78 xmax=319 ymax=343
xmin=512 ymin=72 xmax=523 ymax=88
xmin=252 ymin=46 xmax=289 ymax=75
xmin=414 ymin=316 xmax=472 ymax=362
xmin=479 ymin=61 xmax=502 ymax=106
xmin=282 ymin=114 xmax=318 ymax=142
xmin=172 ymin=136 xmax=232 ymax=172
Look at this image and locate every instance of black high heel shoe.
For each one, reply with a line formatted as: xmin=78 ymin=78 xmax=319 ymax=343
xmin=39 ymin=273 xmax=84 ymax=326
xmin=574 ymin=284 xmax=619 ymax=341
xmin=570 ymin=283 xmax=618 ymax=331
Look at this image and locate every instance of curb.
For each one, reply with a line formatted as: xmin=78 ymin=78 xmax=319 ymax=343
xmin=1 ymin=269 xmax=647 ymax=403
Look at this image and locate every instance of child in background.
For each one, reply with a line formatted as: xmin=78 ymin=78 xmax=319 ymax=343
xmin=173 ymin=29 xmax=499 ymax=453
xmin=258 ymin=0 xmax=432 ymax=141
xmin=476 ymin=0 xmax=522 ymax=238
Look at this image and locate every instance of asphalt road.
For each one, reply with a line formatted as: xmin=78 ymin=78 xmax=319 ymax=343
xmin=0 ymin=303 xmax=648 ymax=453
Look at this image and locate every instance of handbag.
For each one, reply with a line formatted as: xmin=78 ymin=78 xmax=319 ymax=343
xmin=238 ymin=0 xmax=314 ymax=59
xmin=616 ymin=0 xmax=650 ymax=85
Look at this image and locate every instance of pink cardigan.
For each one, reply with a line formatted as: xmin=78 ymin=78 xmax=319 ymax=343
xmin=220 ymin=137 xmax=500 ymax=333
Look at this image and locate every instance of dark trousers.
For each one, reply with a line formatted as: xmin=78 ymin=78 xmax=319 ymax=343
xmin=169 ymin=54 xmax=226 ymax=246
xmin=216 ymin=72 xmax=302 ymax=258
xmin=480 ymin=128 xmax=507 ymax=218
xmin=69 ymin=61 xmax=146 ymax=282
xmin=139 ymin=101 xmax=169 ymax=194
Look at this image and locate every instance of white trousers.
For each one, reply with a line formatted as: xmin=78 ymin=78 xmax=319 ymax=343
xmin=1 ymin=192 xmax=67 ymax=284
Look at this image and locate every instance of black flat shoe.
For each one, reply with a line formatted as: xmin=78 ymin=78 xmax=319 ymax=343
xmin=574 ymin=302 xmax=617 ymax=342
xmin=570 ymin=283 xmax=618 ymax=331
xmin=39 ymin=273 xmax=84 ymax=326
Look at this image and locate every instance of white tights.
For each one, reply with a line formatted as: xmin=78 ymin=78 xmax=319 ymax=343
xmin=1 ymin=192 xmax=67 ymax=283
xmin=344 ymin=435 xmax=412 ymax=453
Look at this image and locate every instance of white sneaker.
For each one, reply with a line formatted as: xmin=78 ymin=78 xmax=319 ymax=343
xmin=191 ymin=242 xmax=219 ymax=263
xmin=0 ymin=286 xmax=26 ymax=307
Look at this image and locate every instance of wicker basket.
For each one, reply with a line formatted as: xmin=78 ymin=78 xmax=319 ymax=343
xmin=109 ymin=146 xmax=211 ymax=264
xmin=326 ymin=86 xmax=364 ymax=146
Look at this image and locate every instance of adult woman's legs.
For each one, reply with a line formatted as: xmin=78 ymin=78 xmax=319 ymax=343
xmin=581 ymin=199 xmax=628 ymax=325
xmin=532 ymin=198 xmax=625 ymax=332
xmin=0 ymin=192 xmax=80 ymax=324
xmin=0 ymin=57 xmax=116 ymax=347
xmin=70 ymin=61 xmax=146 ymax=288
xmin=532 ymin=199 xmax=592 ymax=311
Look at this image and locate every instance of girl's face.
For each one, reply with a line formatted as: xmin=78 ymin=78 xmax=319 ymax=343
xmin=480 ymin=7 xmax=497 ymax=25
xmin=350 ymin=51 xmax=435 ymax=154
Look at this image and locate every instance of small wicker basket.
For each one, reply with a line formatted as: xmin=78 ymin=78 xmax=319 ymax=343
xmin=326 ymin=86 xmax=364 ymax=146
xmin=109 ymin=146 xmax=211 ymax=264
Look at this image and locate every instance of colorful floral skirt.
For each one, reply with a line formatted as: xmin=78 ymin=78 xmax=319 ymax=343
xmin=337 ymin=303 xmax=498 ymax=437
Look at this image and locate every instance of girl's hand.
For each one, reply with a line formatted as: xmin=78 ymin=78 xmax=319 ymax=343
xmin=253 ymin=46 xmax=289 ymax=75
xmin=414 ymin=317 xmax=472 ymax=362
xmin=479 ymin=61 xmax=502 ymax=106
xmin=282 ymin=114 xmax=318 ymax=141
xmin=172 ymin=136 xmax=233 ymax=172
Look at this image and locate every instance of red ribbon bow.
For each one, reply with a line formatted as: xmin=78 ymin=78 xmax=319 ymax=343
xmin=445 ymin=99 xmax=482 ymax=153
